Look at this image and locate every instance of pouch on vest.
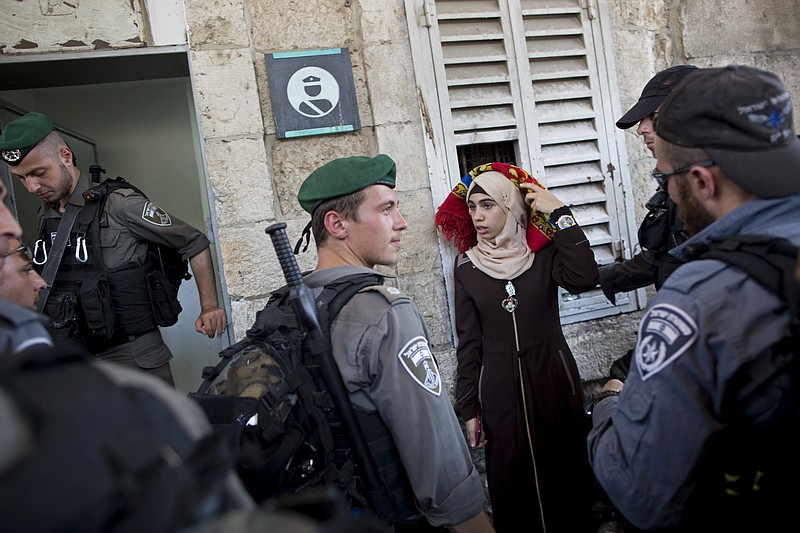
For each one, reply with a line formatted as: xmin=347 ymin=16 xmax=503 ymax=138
xmin=638 ymin=205 xmax=670 ymax=252
xmin=46 ymin=292 xmax=80 ymax=335
xmin=147 ymin=269 xmax=183 ymax=327
xmin=79 ymin=277 xmax=115 ymax=339
xmin=638 ymin=190 xmax=671 ymax=252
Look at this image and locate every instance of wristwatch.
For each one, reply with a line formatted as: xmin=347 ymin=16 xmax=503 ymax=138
xmin=584 ymin=390 xmax=620 ymax=417
xmin=556 ymin=214 xmax=577 ymax=230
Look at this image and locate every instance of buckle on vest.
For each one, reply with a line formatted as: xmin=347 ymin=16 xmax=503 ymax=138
xmin=33 ymin=239 xmax=48 ymax=265
xmin=75 ymin=234 xmax=88 ymax=263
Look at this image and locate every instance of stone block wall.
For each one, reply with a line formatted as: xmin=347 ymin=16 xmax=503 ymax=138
xmin=183 ymin=0 xmax=454 ymax=378
xmin=608 ymin=0 xmax=800 ymax=223
xmin=180 ymin=0 xmax=800 ymax=394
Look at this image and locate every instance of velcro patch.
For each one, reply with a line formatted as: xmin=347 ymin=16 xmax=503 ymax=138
xmin=397 ymin=336 xmax=441 ymax=396
xmin=361 ymin=284 xmax=406 ymax=304
xmin=636 ymin=303 xmax=698 ymax=380
xmin=141 ymin=202 xmax=172 ymax=226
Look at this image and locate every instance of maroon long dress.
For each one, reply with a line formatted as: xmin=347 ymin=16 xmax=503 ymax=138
xmin=454 ymin=223 xmax=599 ymax=532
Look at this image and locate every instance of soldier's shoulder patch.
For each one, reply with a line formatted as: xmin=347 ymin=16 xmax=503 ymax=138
xmin=141 ymin=201 xmax=172 ymax=226
xmin=361 ymin=284 xmax=407 ymax=303
xmin=397 ymin=336 xmax=441 ymax=396
xmin=636 ymin=303 xmax=698 ymax=380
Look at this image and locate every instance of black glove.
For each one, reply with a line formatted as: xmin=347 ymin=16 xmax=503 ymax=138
xmin=609 ymin=349 xmax=634 ymax=382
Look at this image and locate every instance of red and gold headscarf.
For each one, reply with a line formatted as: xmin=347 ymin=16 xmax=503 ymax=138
xmin=435 ymin=162 xmax=555 ymax=254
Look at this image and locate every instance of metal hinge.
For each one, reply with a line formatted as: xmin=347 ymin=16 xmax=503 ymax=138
xmin=579 ymin=0 xmax=597 ymax=19
xmin=611 ymin=239 xmax=626 ymax=261
xmin=423 ymin=0 xmax=436 ymax=27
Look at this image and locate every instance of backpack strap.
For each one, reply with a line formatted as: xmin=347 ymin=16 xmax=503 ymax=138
xmin=35 ymin=204 xmax=82 ymax=314
xmin=316 ymin=273 xmax=385 ymax=328
xmin=696 ymin=234 xmax=800 ymax=397
xmin=697 ymin=235 xmax=799 ymax=314
xmin=305 ymin=273 xmax=401 ymax=521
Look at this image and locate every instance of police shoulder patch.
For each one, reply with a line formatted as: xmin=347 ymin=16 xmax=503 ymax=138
xmin=636 ymin=303 xmax=698 ymax=380
xmin=397 ymin=336 xmax=441 ymax=396
xmin=141 ymin=202 xmax=172 ymax=226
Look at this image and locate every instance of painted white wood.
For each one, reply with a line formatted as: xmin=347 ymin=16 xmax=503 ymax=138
xmin=142 ymin=0 xmax=188 ymax=46
xmin=405 ymin=0 xmax=462 ymax=340
xmin=406 ymin=0 xmax=643 ymax=329
xmin=0 ymin=0 xmax=144 ymax=53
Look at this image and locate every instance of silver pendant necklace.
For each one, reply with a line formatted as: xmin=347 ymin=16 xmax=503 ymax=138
xmin=502 ymin=280 xmax=517 ymax=313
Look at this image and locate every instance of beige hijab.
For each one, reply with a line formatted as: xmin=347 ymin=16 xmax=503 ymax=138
xmin=465 ymin=171 xmax=534 ymax=280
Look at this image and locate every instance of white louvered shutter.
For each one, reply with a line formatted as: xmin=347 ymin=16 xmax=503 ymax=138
xmin=407 ymin=0 xmax=643 ymax=325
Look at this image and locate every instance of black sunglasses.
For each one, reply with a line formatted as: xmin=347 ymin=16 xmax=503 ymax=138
xmin=651 ymin=160 xmax=715 ymax=190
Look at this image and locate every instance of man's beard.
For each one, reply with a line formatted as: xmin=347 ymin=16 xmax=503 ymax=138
xmin=674 ymin=175 xmax=716 ymax=236
xmin=53 ymin=162 xmax=74 ymax=203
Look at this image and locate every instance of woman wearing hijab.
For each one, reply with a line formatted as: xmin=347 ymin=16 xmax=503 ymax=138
xmin=436 ymin=163 xmax=599 ymax=532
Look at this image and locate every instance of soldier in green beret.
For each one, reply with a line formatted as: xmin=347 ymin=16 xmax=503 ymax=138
xmin=295 ymin=154 xmax=494 ymax=532
xmin=0 ymin=112 xmax=227 ymax=385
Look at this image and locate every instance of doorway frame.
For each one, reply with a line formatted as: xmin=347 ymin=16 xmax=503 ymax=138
xmin=0 ymin=46 xmax=233 ymax=392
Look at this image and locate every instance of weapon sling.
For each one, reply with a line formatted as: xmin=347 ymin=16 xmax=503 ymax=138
xmin=36 ymin=203 xmax=81 ymax=314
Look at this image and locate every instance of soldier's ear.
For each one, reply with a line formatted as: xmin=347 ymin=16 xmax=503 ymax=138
xmin=323 ymin=210 xmax=347 ymax=240
xmin=59 ymin=146 xmax=74 ymax=166
xmin=687 ymin=165 xmax=716 ymax=201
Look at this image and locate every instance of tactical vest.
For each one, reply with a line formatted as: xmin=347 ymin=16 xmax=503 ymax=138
xmin=35 ymin=178 xmax=183 ymax=352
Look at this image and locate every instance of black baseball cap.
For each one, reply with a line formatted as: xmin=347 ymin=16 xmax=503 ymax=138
xmin=616 ymin=65 xmax=699 ymax=129
xmin=657 ymin=65 xmax=800 ymax=198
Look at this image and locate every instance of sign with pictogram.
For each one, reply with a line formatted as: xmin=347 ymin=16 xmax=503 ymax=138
xmin=266 ymin=48 xmax=361 ymax=139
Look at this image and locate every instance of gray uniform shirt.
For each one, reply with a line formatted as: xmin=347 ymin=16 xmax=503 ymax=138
xmin=0 ymin=301 xmax=52 ymax=355
xmin=588 ymin=195 xmax=800 ymax=530
xmin=0 ymin=355 xmax=255 ymax=518
xmin=38 ymin=173 xmax=210 ymax=269
xmin=304 ymin=266 xmax=486 ymax=527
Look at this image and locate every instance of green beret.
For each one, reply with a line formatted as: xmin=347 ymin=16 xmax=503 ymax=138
xmin=0 ymin=112 xmax=54 ymax=166
xmin=298 ymin=154 xmax=397 ymax=214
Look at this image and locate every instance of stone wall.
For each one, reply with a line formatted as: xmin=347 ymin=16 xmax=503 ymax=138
xmin=1 ymin=0 xmax=796 ymax=393
xmin=609 ymin=0 xmax=800 ymax=224
xmin=180 ymin=0 xmax=800 ymax=394
xmin=183 ymin=0 xmax=452 ymax=367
